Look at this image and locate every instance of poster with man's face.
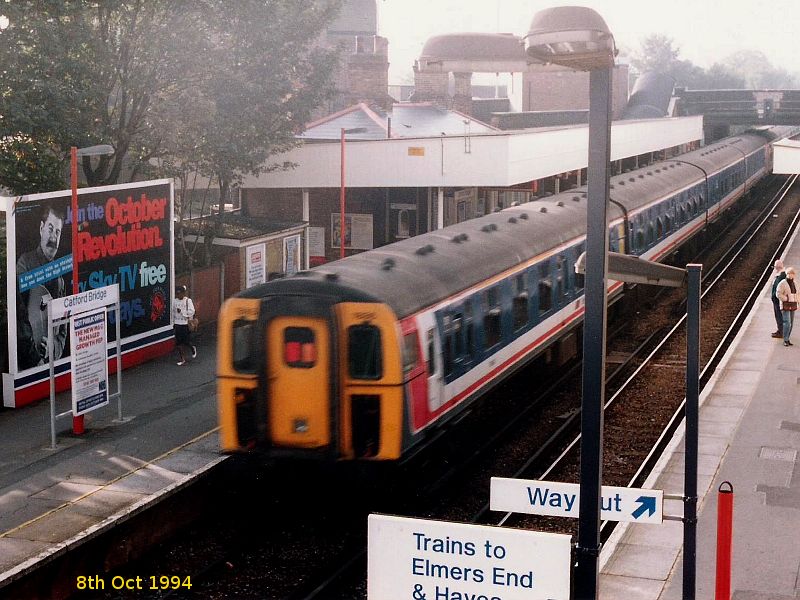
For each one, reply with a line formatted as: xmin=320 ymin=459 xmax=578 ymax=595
xmin=11 ymin=181 xmax=173 ymax=374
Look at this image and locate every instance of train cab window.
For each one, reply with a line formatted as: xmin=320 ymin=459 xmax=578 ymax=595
xmin=512 ymin=274 xmax=528 ymax=331
xmin=402 ymin=332 xmax=419 ymax=374
xmin=284 ymin=327 xmax=316 ymax=369
xmin=483 ymin=287 xmax=502 ymax=347
xmin=233 ymin=319 xmax=257 ymax=373
xmin=348 ymin=324 xmax=382 ymax=379
xmin=538 ymin=263 xmax=553 ymax=314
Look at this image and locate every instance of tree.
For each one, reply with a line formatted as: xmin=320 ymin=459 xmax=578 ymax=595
xmin=722 ymin=50 xmax=799 ymax=88
xmin=0 ymin=0 xmax=342 ymax=206
xmin=0 ymin=1 xmax=211 ymax=194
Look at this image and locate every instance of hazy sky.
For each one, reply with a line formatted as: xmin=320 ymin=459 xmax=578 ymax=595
xmin=378 ymin=0 xmax=800 ymax=82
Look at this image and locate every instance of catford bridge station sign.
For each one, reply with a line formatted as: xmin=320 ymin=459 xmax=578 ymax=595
xmin=490 ymin=477 xmax=664 ymax=524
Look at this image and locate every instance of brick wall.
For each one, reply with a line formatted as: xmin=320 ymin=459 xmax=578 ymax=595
xmin=242 ymin=188 xmax=303 ymax=221
xmin=522 ymin=64 xmax=630 ymax=119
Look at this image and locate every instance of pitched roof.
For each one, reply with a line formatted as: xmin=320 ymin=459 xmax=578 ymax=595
xmin=299 ymin=102 xmax=498 ymax=141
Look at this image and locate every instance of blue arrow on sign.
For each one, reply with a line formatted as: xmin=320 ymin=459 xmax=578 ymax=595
xmin=632 ymin=496 xmax=656 ymax=520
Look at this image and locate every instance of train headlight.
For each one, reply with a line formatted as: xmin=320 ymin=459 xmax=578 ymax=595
xmin=293 ymin=418 xmax=309 ymax=433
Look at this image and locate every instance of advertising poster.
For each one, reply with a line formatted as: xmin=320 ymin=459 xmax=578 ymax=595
xmin=308 ymin=227 xmax=325 ymax=259
xmin=283 ymin=235 xmax=301 ymax=276
xmin=7 ymin=180 xmax=173 ymax=391
xmin=245 ymin=243 xmax=266 ymax=288
xmin=70 ymin=308 xmax=109 ymax=416
xmin=331 ymin=213 xmax=373 ymax=250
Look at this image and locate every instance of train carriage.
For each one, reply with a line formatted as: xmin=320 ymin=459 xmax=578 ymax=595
xmin=217 ymin=126 xmax=798 ymax=462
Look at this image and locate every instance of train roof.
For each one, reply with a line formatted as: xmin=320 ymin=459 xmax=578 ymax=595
xmin=241 ymin=131 xmax=774 ymax=318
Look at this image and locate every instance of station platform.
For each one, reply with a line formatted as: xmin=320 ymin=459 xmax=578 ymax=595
xmin=600 ymin=230 xmax=800 ymax=598
xmin=0 ymin=329 xmax=222 ymax=592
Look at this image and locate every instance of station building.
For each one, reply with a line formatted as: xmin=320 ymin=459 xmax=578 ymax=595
xmin=235 ymin=111 xmax=703 ymax=269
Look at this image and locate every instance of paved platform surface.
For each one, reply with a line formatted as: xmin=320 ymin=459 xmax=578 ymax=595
xmin=0 ymin=327 xmax=222 ymax=589
xmin=600 ymin=232 xmax=800 ymax=598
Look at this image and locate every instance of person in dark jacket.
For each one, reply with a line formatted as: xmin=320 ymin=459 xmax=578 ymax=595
xmin=771 ymin=259 xmax=787 ymax=338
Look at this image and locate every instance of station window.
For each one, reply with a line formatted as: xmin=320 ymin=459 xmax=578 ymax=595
xmin=348 ymin=324 xmax=382 ymax=379
xmin=284 ymin=327 xmax=316 ymax=369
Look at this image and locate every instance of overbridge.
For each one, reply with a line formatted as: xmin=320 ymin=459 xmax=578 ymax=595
xmin=676 ymin=89 xmax=800 ymax=139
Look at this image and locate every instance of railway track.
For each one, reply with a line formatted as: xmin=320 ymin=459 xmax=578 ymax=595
xmin=79 ymin=175 xmax=798 ymax=600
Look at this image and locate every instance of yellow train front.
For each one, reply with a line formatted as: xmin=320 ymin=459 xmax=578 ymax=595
xmin=217 ymin=277 xmax=405 ymax=460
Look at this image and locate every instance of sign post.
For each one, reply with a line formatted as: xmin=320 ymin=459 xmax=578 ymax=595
xmin=368 ymin=514 xmax=571 ymax=600
xmin=47 ymin=284 xmax=124 ymax=448
xmin=490 ymin=478 xmax=664 ymax=524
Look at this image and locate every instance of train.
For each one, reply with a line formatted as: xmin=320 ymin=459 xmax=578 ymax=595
xmin=217 ymin=125 xmax=798 ymax=462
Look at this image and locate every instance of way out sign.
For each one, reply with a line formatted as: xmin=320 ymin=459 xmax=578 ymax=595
xmin=490 ymin=477 xmax=663 ymax=524
xmin=368 ymin=514 xmax=571 ymax=600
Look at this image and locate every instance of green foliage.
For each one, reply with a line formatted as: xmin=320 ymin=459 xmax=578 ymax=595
xmin=0 ymin=0 xmax=342 ymax=205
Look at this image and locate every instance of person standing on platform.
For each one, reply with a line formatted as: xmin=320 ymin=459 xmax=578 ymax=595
xmin=771 ymin=259 xmax=787 ymax=339
xmin=172 ymin=285 xmax=197 ymax=365
xmin=776 ymin=267 xmax=798 ymax=347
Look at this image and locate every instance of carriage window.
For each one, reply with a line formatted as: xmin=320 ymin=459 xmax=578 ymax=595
xmin=452 ymin=314 xmax=465 ymax=356
xmin=284 ymin=327 xmax=316 ymax=369
xmin=442 ymin=315 xmax=454 ymax=376
xmin=538 ymin=263 xmax=553 ymax=314
xmin=483 ymin=288 xmax=501 ymax=347
xmin=348 ymin=324 xmax=382 ymax=379
xmin=426 ymin=329 xmax=437 ymax=374
xmin=512 ymin=274 xmax=528 ymax=330
xmin=233 ymin=320 xmax=257 ymax=373
xmin=575 ymin=244 xmax=585 ymax=291
xmin=402 ymin=332 xmax=418 ymax=374
xmin=464 ymin=301 xmax=476 ymax=354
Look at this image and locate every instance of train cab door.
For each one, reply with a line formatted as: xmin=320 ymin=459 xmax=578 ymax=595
xmin=334 ymin=303 xmax=403 ymax=460
xmin=266 ymin=317 xmax=332 ymax=449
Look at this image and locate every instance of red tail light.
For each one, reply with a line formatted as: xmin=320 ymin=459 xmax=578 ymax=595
xmin=285 ymin=341 xmax=301 ymax=363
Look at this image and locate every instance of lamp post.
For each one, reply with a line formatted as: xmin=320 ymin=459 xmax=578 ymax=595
xmin=339 ymin=127 xmax=367 ymax=259
xmin=70 ymin=144 xmax=114 ymax=435
xmin=525 ymin=7 xmax=616 ymax=599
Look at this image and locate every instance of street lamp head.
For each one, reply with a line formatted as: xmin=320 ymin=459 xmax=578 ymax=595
xmin=75 ymin=144 xmax=114 ymax=158
xmin=523 ymin=6 xmax=616 ymax=71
